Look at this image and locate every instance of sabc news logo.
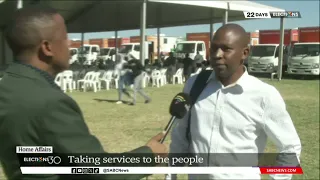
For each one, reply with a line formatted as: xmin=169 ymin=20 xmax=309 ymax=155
xmin=24 ymin=156 xmax=62 ymax=165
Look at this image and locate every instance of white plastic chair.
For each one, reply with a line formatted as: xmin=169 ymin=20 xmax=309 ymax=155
xmin=142 ymin=71 xmax=150 ymax=88
xmin=151 ymin=70 xmax=162 ymax=88
xmin=77 ymin=71 xmax=95 ymax=91
xmin=84 ymin=72 xmax=101 ymax=92
xmin=173 ymin=68 xmax=183 ymax=84
xmin=54 ymin=73 xmax=63 ymax=88
xmin=160 ymin=68 xmax=167 ymax=85
xmin=100 ymin=71 xmax=114 ymax=90
xmin=61 ymin=70 xmax=74 ymax=93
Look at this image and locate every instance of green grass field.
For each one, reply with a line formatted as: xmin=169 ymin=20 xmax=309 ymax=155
xmin=0 ymin=77 xmax=319 ymax=180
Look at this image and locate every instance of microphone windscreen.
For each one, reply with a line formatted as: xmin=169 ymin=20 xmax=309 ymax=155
xmin=169 ymin=92 xmax=191 ymax=119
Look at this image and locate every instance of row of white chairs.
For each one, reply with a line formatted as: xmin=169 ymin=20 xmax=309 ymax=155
xmin=54 ymin=67 xmax=195 ymax=93
xmin=1 ymin=67 xmax=202 ymax=92
xmin=54 ymin=70 xmax=119 ymax=93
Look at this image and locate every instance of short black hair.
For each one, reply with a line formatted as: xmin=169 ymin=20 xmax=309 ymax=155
xmin=5 ymin=5 xmax=59 ymax=55
xmin=215 ymin=23 xmax=249 ymax=48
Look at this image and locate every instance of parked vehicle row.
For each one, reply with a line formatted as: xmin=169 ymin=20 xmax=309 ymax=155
xmin=68 ymin=26 xmax=319 ymax=78
xmin=247 ymin=26 xmax=319 ymax=77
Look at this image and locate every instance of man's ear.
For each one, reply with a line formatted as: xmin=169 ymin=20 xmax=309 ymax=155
xmin=40 ymin=40 xmax=53 ymax=57
xmin=242 ymin=46 xmax=250 ymax=60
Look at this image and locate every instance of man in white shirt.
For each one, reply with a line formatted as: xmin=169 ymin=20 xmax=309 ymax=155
xmin=166 ymin=24 xmax=301 ymax=180
xmin=194 ymin=51 xmax=204 ymax=62
xmin=114 ymin=54 xmax=132 ymax=104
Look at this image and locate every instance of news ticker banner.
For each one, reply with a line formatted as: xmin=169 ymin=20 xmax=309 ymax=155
xmin=16 ymin=146 xmax=303 ymax=174
xmin=243 ymin=11 xmax=301 ymax=19
xmin=20 ymin=167 xmax=303 ymax=175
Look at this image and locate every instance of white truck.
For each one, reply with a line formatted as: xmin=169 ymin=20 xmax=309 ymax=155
xmin=118 ymin=42 xmax=150 ymax=61
xmin=175 ymin=41 xmax=206 ymax=60
xmin=287 ymin=27 xmax=320 ymax=76
xmin=69 ymin=48 xmax=78 ymax=64
xmin=248 ymin=44 xmax=282 ymax=73
xmin=77 ymin=44 xmax=100 ymax=65
xmin=248 ymin=29 xmax=298 ymax=74
xmin=287 ymin=42 xmax=320 ymax=76
xmin=97 ymin=47 xmax=116 ymax=62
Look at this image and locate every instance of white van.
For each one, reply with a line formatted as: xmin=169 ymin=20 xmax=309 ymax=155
xmin=287 ymin=42 xmax=320 ymax=76
xmin=248 ymin=44 xmax=287 ymax=74
xmin=98 ymin=47 xmax=116 ymax=61
xmin=175 ymin=41 xmax=206 ymax=60
xmin=77 ymin=44 xmax=100 ymax=65
xmin=118 ymin=42 xmax=149 ymax=61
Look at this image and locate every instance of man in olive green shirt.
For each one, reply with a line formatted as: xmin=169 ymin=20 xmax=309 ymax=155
xmin=0 ymin=6 xmax=167 ymax=180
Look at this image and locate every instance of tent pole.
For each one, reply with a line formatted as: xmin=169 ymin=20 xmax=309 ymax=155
xmin=278 ymin=17 xmax=285 ymax=81
xmin=140 ymin=0 xmax=147 ymax=66
xmin=223 ymin=2 xmax=229 ymax=25
xmin=157 ymin=28 xmax=160 ymax=63
xmin=115 ymin=31 xmax=118 ymax=54
xmin=156 ymin=4 xmax=162 ymax=63
xmin=81 ymin=33 xmax=84 ymax=47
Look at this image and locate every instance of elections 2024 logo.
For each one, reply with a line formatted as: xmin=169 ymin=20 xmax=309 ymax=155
xmin=23 ymin=156 xmax=62 ymax=165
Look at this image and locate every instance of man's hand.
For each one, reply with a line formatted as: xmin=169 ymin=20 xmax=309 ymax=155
xmin=146 ymin=132 xmax=168 ymax=158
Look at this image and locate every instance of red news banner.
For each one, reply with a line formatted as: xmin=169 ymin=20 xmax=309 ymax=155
xmin=259 ymin=167 xmax=303 ymax=174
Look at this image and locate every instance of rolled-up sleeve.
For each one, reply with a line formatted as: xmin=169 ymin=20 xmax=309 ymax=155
xmin=262 ymin=87 xmax=302 ymax=180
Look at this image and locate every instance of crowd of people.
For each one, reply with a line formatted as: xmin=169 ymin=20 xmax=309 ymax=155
xmin=66 ymin=52 xmax=210 ymax=105
xmin=68 ymin=51 xmax=210 ymax=84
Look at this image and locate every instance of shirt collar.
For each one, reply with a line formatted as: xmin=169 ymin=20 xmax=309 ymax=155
xmin=207 ymin=66 xmax=249 ymax=89
xmin=15 ymin=61 xmax=61 ymax=90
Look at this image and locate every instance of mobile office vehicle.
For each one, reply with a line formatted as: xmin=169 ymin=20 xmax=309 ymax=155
xmin=248 ymin=29 xmax=298 ymax=74
xmin=118 ymin=42 xmax=151 ymax=61
xmin=287 ymin=27 xmax=320 ymax=76
xmin=98 ymin=47 xmax=116 ymax=61
xmin=77 ymin=44 xmax=100 ymax=65
xmin=175 ymin=32 xmax=210 ymax=61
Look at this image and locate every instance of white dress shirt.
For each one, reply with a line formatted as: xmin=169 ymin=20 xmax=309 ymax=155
xmin=114 ymin=58 xmax=128 ymax=77
xmin=166 ymin=69 xmax=301 ymax=180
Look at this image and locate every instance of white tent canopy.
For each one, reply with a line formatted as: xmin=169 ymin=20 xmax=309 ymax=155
xmin=150 ymin=0 xmax=284 ymax=12
xmin=63 ymin=0 xmax=285 ymax=33
xmin=0 ymin=0 xmax=286 ymax=79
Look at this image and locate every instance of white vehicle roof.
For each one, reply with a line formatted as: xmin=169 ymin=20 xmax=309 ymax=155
xmin=83 ymin=44 xmax=99 ymax=47
xmin=252 ymin=44 xmax=279 ymax=46
xmin=177 ymin=41 xmax=204 ymax=43
xmin=121 ymin=43 xmax=135 ymax=45
xmin=293 ymin=42 xmax=320 ymax=45
xmin=122 ymin=42 xmax=150 ymax=45
xmin=101 ymin=47 xmax=115 ymax=49
xmin=69 ymin=48 xmax=77 ymax=50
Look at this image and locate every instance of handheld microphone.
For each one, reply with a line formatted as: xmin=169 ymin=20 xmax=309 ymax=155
xmin=160 ymin=92 xmax=191 ymax=143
